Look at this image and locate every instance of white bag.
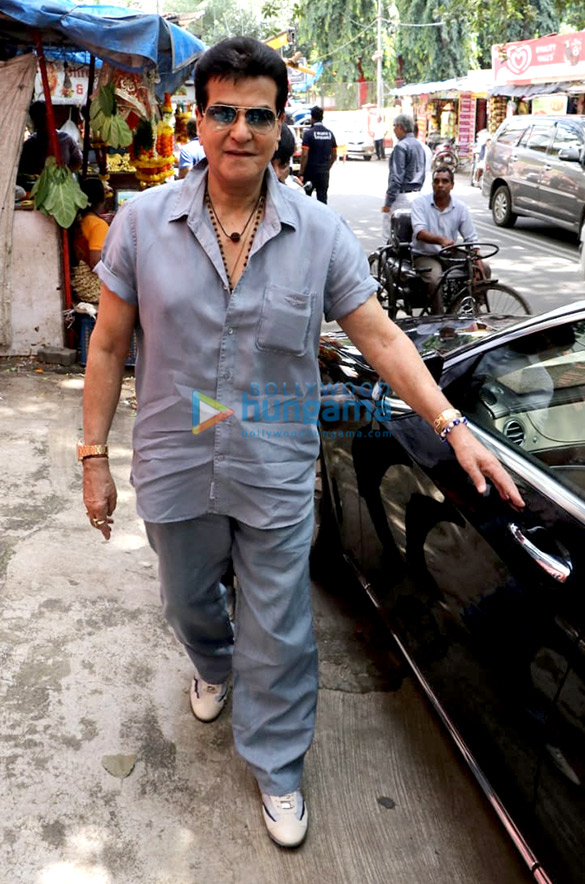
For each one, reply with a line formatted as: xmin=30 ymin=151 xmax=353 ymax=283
xmin=59 ymin=108 xmax=81 ymax=145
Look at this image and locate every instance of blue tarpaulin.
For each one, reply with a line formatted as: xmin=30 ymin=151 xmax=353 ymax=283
xmin=0 ymin=0 xmax=206 ymax=96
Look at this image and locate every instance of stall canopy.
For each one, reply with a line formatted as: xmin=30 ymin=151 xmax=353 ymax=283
xmin=0 ymin=0 xmax=206 ymax=97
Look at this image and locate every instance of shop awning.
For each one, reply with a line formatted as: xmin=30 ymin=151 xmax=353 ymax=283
xmin=488 ymin=82 xmax=568 ymax=97
xmin=0 ymin=0 xmax=206 ymax=96
xmin=392 ymin=70 xmax=493 ymax=98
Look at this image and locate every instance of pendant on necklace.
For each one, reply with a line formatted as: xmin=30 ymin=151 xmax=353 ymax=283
xmin=229 ymin=232 xmax=241 ymax=243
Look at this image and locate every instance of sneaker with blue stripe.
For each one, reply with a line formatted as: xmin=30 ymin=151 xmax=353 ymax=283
xmin=261 ymin=790 xmax=308 ymax=847
xmin=189 ymin=668 xmax=228 ymax=722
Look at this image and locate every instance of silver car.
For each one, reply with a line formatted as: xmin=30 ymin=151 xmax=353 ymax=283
xmin=482 ymin=114 xmax=585 ymax=239
xmin=343 ymin=129 xmax=374 ymax=160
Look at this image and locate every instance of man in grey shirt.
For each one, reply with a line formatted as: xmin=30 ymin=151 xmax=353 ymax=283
xmin=382 ymin=113 xmax=426 ymax=215
xmin=411 ymin=165 xmax=487 ymax=312
xmin=81 ymin=38 xmax=522 ymax=849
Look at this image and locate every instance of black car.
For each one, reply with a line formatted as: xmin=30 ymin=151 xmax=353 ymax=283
xmin=315 ymin=303 xmax=585 ymax=884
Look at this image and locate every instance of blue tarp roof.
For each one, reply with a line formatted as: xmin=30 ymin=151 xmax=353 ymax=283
xmin=0 ymin=0 xmax=206 ymax=96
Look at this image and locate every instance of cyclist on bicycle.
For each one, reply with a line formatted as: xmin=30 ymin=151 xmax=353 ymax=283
xmin=411 ymin=165 xmax=489 ymax=312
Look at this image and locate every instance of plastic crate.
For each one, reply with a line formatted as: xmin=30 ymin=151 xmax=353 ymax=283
xmin=78 ymin=314 xmax=137 ymax=367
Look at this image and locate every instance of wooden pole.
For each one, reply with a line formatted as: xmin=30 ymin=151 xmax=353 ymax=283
xmin=34 ymin=33 xmax=75 ymax=349
xmin=82 ymin=55 xmax=96 ymax=180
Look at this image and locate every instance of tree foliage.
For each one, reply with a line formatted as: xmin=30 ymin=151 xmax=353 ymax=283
xmin=293 ymin=0 xmax=585 ymax=87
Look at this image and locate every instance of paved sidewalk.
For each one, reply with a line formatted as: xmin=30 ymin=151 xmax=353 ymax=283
xmin=0 ymin=364 xmax=531 ymax=884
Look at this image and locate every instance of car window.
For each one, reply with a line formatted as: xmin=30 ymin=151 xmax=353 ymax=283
xmin=549 ymin=122 xmax=585 ymax=157
xmin=451 ymin=321 xmax=585 ymax=499
xmin=518 ymin=124 xmax=553 ymax=153
xmin=495 ymin=121 xmax=529 ymax=146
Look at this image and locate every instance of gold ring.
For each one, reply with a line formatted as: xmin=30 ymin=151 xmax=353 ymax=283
xmin=92 ymin=518 xmax=107 ymax=526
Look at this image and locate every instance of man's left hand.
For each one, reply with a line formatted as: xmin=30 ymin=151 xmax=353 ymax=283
xmin=448 ymin=425 xmax=524 ymax=507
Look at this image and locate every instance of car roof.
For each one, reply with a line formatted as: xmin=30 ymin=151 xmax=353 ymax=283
xmin=319 ymin=301 xmax=585 ymax=367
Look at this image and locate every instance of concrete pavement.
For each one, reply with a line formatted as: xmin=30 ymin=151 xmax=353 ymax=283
xmin=0 ymin=361 xmax=532 ymax=884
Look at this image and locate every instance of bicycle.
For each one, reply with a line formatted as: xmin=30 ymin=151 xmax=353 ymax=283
xmin=369 ymin=238 xmax=531 ymax=319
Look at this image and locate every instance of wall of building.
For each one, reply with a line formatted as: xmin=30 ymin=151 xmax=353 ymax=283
xmin=1 ymin=211 xmax=64 ymax=356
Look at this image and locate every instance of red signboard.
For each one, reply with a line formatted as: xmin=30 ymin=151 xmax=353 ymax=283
xmin=457 ymin=92 xmax=476 ymax=156
xmin=493 ymin=30 xmax=585 ymax=84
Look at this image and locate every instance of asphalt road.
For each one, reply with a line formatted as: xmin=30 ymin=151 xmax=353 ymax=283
xmin=326 ymin=156 xmax=584 ymax=314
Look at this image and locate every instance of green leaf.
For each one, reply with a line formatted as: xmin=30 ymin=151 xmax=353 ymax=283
xmin=98 ymin=82 xmax=116 ymax=117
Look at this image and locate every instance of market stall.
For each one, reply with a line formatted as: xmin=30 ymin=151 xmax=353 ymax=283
xmin=0 ymin=0 xmax=205 ymax=357
xmin=489 ymin=30 xmax=585 ymax=131
xmin=392 ymin=70 xmax=492 ymax=158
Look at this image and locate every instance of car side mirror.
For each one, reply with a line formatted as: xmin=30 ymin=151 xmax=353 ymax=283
xmin=557 ymin=146 xmax=580 ymax=162
xmin=422 ymin=350 xmax=444 ymax=382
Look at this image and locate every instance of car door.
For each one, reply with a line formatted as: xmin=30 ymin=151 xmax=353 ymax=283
xmin=511 ymin=121 xmax=554 ymax=213
xmin=318 ymin=341 xmax=381 ymax=565
xmin=538 ymin=121 xmax=585 ymax=230
xmin=353 ymin=320 xmax=585 ymax=881
xmin=532 ymin=626 xmax=585 ymax=884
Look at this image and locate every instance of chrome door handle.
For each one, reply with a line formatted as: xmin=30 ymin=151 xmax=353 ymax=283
xmin=508 ymin=523 xmax=572 ymax=582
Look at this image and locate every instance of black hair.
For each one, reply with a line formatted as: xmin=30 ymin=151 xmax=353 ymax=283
xmin=186 ymin=118 xmax=198 ymax=139
xmin=79 ymin=177 xmax=105 ymax=211
xmin=432 ymin=165 xmax=454 ymax=183
xmin=272 ymin=123 xmax=295 ymax=164
xmin=195 ymin=36 xmax=288 ymax=115
xmin=310 ymin=105 xmax=324 ymax=122
xmin=29 ymin=101 xmax=48 ymax=131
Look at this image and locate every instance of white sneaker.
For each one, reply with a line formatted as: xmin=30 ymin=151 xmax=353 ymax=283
xmin=261 ymin=791 xmax=308 ymax=847
xmin=189 ymin=669 xmax=228 ymax=723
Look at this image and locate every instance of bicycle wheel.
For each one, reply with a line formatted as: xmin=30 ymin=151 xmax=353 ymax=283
xmin=451 ymin=283 xmax=531 ymax=316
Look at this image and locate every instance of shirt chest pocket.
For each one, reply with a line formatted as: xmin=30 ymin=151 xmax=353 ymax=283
xmin=256 ymin=284 xmax=315 ymax=357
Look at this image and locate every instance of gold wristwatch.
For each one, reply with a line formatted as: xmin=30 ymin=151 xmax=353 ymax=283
xmin=77 ymin=441 xmax=109 ymax=462
xmin=432 ymin=408 xmax=462 ymax=436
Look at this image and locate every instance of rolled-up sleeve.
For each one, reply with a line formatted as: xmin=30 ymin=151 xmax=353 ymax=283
xmin=324 ymin=217 xmax=378 ymax=321
xmin=459 ymin=204 xmax=478 ymax=244
xmin=410 ymin=196 xmax=428 ymax=238
xmin=95 ymin=202 xmax=138 ymax=305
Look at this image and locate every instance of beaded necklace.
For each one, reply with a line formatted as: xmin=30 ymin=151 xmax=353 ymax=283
xmin=206 ymin=190 xmax=262 ymax=242
xmin=206 ymin=190 xmax=265 ymax=292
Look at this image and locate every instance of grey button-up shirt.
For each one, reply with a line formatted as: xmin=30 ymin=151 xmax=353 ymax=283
xmin=385 ymin=132 xmax=426 ymax=206
xmin=97 ymin=164 xmax=377 ymax=528
xmin=410 ymin=192 xmax=479 ymax=256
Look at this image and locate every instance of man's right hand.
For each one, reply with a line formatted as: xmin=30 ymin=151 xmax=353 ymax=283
xmin=381 ymin=205 xmax=390 ymax=213
xmin=83 ymin=458 xmax=117 ymax=540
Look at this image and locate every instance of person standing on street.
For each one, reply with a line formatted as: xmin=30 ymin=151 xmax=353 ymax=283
xmin=373 ymin=115 xmax=387 ymax=160
xmin=178 ymin=118 xmax=206 ymax=178
xmin=81 ymin=36 xmax=523 ymax=851
xmin=382 ymin=113 xmax=425 ymax=214
xmin=299 ymin=105 xmax=337 ymax=203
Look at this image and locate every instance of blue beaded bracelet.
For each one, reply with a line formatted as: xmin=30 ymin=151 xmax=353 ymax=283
xmin=440 ymin=415 xmax=468 ymax=442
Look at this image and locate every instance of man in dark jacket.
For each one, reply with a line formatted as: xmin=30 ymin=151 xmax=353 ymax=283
xmin=299 ymin=105 xmax=337 ymax=203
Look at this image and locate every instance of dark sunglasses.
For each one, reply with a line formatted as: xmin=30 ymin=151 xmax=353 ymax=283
xmin=205 ymin=104 xmax=278 ymax=131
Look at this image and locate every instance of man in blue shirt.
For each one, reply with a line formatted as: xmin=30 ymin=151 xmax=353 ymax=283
xmin=382 ymin=113 xmax=426 ymax=213
xmin=178 ymin=118 xmax=206 ymax=179
xmin=411 ymin=165 xmax=487 ymax=311
xmin=299 ymin=105 xmax=337 ymax=203
xmin=81 ymin=38 xmax=522 ymax=851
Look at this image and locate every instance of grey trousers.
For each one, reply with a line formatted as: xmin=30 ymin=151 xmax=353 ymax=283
xmin=145 ymin=510 xmax=318 ymax=794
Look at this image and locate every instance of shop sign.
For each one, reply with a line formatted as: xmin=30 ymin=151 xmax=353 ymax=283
xmin=34 ymin=60 xmax=89 ymax=104
xmin=493 ymin=30 xmax=585 ymax=84
xmin=532 ymin=93 xmax=569 ymax=115
xmin=457 ymin=92 xmax=476 ymax=156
